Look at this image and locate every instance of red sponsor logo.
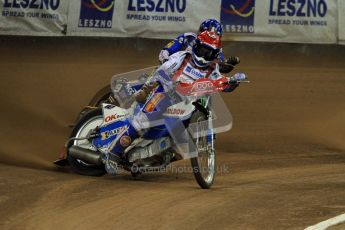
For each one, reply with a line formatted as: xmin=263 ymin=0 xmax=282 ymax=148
xmin=104 ymin=113 xmax=126 ymax=123
xmin=105 ymin=114 xmax=117 ymax=122
xmin=191 ymin=81 xmax=214 ymax=93
xmin=166 ymin=108 xmax=185 ymax=115
xmin=144 ymin=93 xmax=165 ymax=113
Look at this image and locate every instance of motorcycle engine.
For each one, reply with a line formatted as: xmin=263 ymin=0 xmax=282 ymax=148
xmin=126 ymin=137 xmax=172 ymax=165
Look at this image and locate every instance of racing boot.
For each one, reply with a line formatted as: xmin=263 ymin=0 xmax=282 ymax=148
xmin=104 ymin=152 xmax=121 ymax=175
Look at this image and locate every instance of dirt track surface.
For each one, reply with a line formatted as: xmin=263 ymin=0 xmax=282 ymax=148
xmin=0 ymin=37 xmax=345 ymax=229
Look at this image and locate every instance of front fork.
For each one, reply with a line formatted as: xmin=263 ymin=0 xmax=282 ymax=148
xmin=200 ymin=96 xmax=215 ymax=148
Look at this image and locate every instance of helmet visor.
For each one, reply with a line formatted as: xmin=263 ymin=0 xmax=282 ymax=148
xmin=194 ymin=41 xmax=219 ymax=61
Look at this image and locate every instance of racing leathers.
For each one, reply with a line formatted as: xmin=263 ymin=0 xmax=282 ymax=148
xmin=109 ymin=51 xmax=238 ymax=158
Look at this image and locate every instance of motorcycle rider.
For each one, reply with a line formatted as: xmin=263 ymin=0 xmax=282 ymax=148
xmin=105 ymin=31 xmax=243 ymax=174
xmin=158 ymin=18 xmax=240 ymax=74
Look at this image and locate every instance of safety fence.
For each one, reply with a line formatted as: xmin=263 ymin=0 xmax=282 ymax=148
xmin=0 ymin=0 xmax=344 ymax=44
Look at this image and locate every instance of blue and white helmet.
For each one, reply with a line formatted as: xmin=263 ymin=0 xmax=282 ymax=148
xmin=199 ymin=19 xmax=223 ymax=36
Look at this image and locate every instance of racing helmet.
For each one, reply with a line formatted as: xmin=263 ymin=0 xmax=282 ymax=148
xmin=199 ymin=19 xmax=223 ymax=36
xmin=192 ymin=31 xmax=221 ymax=68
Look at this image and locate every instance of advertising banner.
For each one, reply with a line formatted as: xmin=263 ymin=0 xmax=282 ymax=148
xmin=0 ymin=0 xmax=342 ymax=44
xmin=67 ymin=0 xmax=221 ymax=38
xmin=0 ymin=0 xmax=69 ymax=36
xmin=339 ymin=0 xmax=345 ymax=44
xmin=220 ymin=0 xmax=338 ymax=44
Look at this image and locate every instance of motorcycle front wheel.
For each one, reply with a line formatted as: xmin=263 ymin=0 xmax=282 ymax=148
xmin=190 ymin=111 xmax=216 ymax=189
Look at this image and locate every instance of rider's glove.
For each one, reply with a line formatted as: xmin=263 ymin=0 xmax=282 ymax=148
xmin=219 ymin=56 xmax=240 ymax=74
xmin=159 ymin=50 xmax=170 ymax=64
xmin=227 ymin=56 xmax=240 ymax=66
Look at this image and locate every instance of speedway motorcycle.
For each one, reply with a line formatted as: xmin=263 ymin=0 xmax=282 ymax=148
xmin=55 ymin=66 xmax=247 ymax=189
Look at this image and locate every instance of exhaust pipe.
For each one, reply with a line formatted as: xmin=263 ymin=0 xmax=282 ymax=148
xmin=68 ymin=146 xmax=103 ymax=166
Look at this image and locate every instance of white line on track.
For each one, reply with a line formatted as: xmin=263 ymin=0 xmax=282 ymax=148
xmin=305 ymin=213 xmax=345 ymax=230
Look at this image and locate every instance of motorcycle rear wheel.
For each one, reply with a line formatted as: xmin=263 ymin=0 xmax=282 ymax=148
xmin=190 ymin=111 xmax=216 ymax=189
xmin=67 ymin=108 xmax=106 ymax=176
